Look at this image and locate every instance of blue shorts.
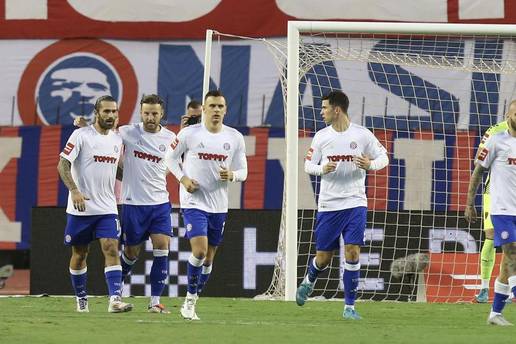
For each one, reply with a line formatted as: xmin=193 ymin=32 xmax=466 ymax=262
xmin=121 ymin=203 xmax=173 ymax=246
xmin=490 ymin=215 xmax=516 ymax=247
xmin=182 ymin=209 xmax=227 ymax=246
xmin=64 ymin=214 xmax=120 ymax=246
xmin=314 ymin=207 xmax=367 ymax=251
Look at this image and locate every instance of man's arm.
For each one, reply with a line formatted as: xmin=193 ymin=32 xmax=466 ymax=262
xmin=116 ymin=165 xmax=123 ymax=181
xmin=464 ymin=164 xmax=487 ymax=223
xmin=57 ymin=157 xmax=89 ymax=211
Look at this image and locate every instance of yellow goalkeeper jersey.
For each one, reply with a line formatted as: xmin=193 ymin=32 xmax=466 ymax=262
xmin=478 ymin=120 xmax=508 ymax=195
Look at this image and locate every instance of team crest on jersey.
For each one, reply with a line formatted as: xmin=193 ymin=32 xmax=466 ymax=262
xmin=223 ymin=143 xmax=231 ymax=151
xmin=501 ymin=231 xmax=509 ymax=240
xmin=159 ymin=144 xmax=166 ymax=152
xmin=350 ymin=141 xmax=357 ymax=149
xmin=114 ymin=145 xmax=119 ymax=153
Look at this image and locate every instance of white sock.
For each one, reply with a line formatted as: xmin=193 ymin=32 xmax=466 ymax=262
xmin=150 ymin=296 xmax=160 ymax=306
xmin=303 ymin=275 xmax=314 ymax=285
xmin=481 ymin=279 xmax=490 ymax=289
xmin=490 ymin=311 xmax=501 ymax=318
xmin=345 ymin=304 xmax=355 ymax=310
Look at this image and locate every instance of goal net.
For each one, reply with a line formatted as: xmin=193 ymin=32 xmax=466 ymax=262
xmin=204 ymin=22 xmax=516 ymax=302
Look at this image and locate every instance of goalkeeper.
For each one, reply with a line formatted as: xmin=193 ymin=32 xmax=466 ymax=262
xmin=474 ymin=120 xmax=508 ymax=303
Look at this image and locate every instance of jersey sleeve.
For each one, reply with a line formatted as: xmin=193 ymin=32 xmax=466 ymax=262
xmin=475 ymin=134 xmax=497 ymax=169
xmin=231 ymin=134 xmax=248 ymax=182
xmin=164 ymin=129 xmax=188 ymax=181
xmin=364 ymin=130 xmax=389 ymax=170
xmin=59 ymin=129 xmax=83 ymax=163
xmin=304 ymin=134 xmax=324 ymax=176
xmin=364 ymin=130 xmax=387 ymax=159
xmin=117 ymin=125 xmax=130 ymax=142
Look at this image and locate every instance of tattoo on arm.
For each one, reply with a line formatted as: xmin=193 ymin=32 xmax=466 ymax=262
xmin=466 ymin=165 xmax=486 ymax=206
xmin=57 ymin=157 xmax=78 ymax=192
xmin=116 ymin=165 xmax=123 ymax=181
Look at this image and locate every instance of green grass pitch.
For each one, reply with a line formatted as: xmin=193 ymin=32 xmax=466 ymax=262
xmin=1 ymin=297 xmax=514 ymax=343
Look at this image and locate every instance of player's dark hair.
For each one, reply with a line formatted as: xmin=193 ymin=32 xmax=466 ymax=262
xmin=140 ymin=94 xmax=164 ymax=108
xmin=94 ymin=95 xmax=117 ymax=113
xmin=204 ymin=90 xmax=225 ymax=102
xmin=322 ymin=91 xmax=349 ymax=113
xmin=187 ymin=100 xmax=202 ymax=109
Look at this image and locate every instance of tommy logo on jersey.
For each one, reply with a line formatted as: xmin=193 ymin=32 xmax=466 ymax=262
xmin=198 ymin=153 xmax=228 ymax=162
xmin=327 ymin=155 xmax=354 ymax=162
xmin=133 ymin=150 xmax=162 ymax=163
xmin=93 ymin=155 xmax=117 ymax=164
xmin=62 ymin=142 xmax=75 ymax=155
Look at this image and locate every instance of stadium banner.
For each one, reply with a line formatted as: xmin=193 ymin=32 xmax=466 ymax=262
xmin=31 ymin=208 xmax=484 ymax=301
xmin=1 ymin=38 xmax=515 ymax=128
xmin=0 ymin=124 xmax=486 ymax=250
xmin=0 ymin=0 xmax=514 ymax=39
xmin=31 ymin=207 xmax=281 ymax=297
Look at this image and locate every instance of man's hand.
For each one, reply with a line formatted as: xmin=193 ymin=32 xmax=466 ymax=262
xmin=180 ymin=115 xmax=189 ymax=129
xmin=354 ymin=154 xmax=371 ymax=170
xmin=219 ymin=166 xmax=234 ymax=181
xmin=464 ymin=205 xmax=478 ymax=224
xmin=322 ymin=162 xmax=337 ymax=174
xmin=73 ymin=116 xmax=88 ymax=128
xmin=71 ymin=189 xmax=89 ymax=212
xmin=180 ymin=176 xmax=199 ymax=193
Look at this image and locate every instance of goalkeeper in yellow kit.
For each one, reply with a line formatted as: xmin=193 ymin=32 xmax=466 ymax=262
xmin=474 ymin=120 xmax=508 ymax=303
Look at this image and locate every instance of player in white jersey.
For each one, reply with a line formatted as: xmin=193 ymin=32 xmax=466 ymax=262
xmin=117 ymin=94 xmax=177 ymax=313
xmin=295 ymin=91 xmax=389 ymax=320
xmin=57 ymin=95 xmax=132 ymax=313
xmin=75 ymin=94 xmax=177 ymax=313
xmin=465 ymin=100 xmax=516 ymax=326
xmin=165 ymin=90 xmax=248 ymax=320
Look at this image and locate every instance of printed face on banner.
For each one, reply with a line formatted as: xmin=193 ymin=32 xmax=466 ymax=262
xmin=17 ymin=39 xmax=137 ymax=126
xmin=38 ymin=56 xmax=119 ymax=125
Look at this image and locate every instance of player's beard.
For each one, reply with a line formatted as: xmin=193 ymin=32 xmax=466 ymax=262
xmin=98 ymin=116 xmax=116 ymax=130
xmin=509 ymin=117 xmax=516 ymax=133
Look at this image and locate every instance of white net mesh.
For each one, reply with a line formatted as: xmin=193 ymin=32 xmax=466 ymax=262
xmin=209 ymin=28 xmax=516 ymax=302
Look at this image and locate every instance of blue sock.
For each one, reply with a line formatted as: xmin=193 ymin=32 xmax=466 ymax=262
xmin=104 ymin=265 xmax=123 ymax=297
xmin=120 ymin=252 xmax=137 ymax=282
xmin=307 ymin=258 xmax=325 ymax=283
xmin=70 ymin=267 xmax=87 ymax=298
xmin=198 ymin=264 xmax=212 ymax=294
xmin=150 ymin=249 xmax=169 ymax=297
xmin=187 ymin=255 xmax=204 ymax=295
xmin=343 ymin=261 xmax=360 ymax=306
xmin=492 ymin=292 xmax=509 ymax=313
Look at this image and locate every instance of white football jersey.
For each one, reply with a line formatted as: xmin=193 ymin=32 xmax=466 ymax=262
xmin=60 ymin=125 xmax=123 ymax=216
xmin=475 ymin=130 xmax=516 ymax=215
xmin=305 ymin=123 xmax=388 ymax=212
xmin=119 ymin=123 xmax=176 ymax=205
xmin=165 ymin=123 xmax=247 ymax=213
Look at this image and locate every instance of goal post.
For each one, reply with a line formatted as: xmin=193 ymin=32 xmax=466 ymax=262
xmin=203 ymin=22 xmax=516 ymax=302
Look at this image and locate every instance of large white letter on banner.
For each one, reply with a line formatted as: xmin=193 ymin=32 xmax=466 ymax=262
xmin=276 ymin=0 xmax=447 ymax=22
xmin=67 ymin=0 xmax=221 ymax=22
xmin=394 ymin=138 xmax=445 ymax=211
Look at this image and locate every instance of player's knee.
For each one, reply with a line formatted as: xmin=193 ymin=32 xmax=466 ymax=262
xmin=124 ymin=246 xmax=140 ymax=260
xmin=72 ymin=251 xmax=88 ymax=262
xmin=192 ymin=251 xmax=206 ymax=260
xmin=345 ymin=247 xmax=360 ymax=262
xmin=503 ymin=243 xmax=516 ymax=261
xmin=101 ymin=240 xmax=119 ymax=258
